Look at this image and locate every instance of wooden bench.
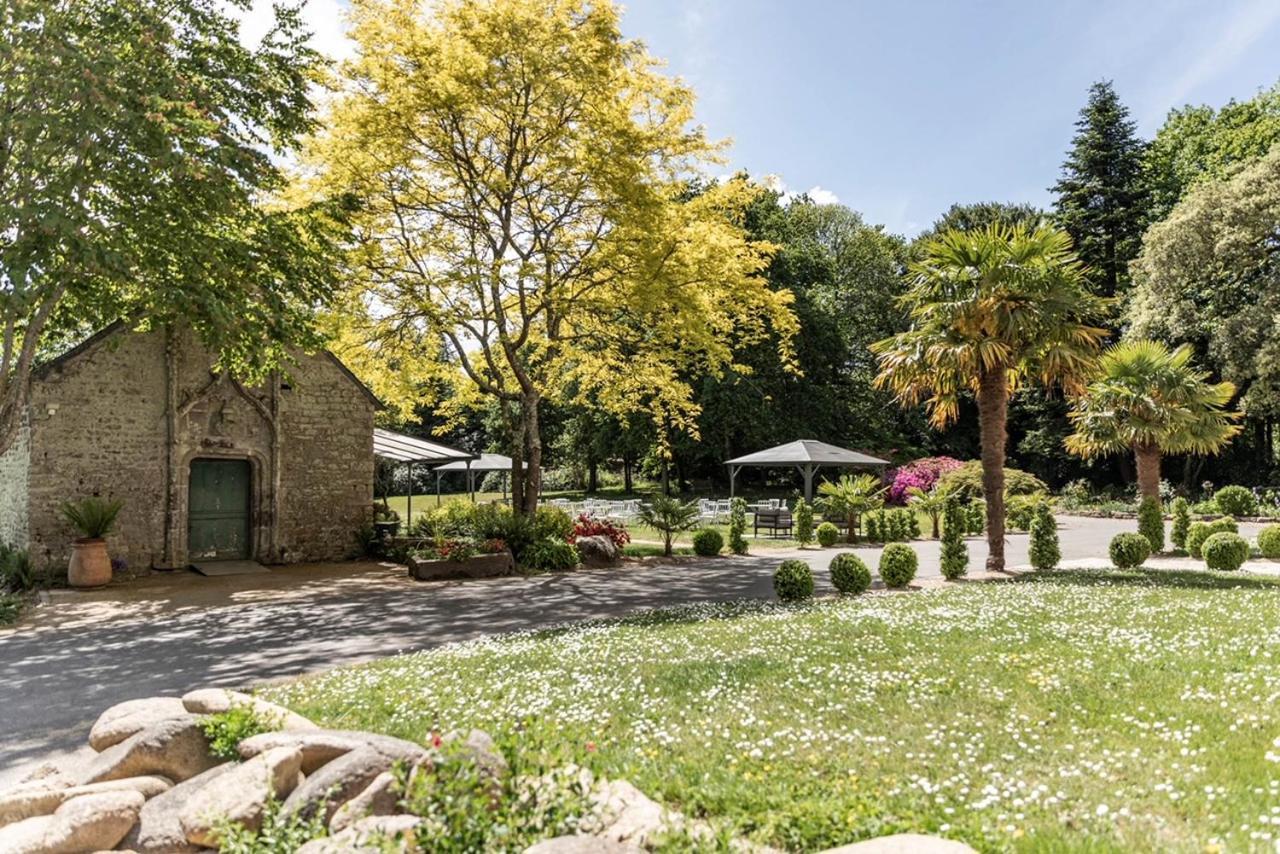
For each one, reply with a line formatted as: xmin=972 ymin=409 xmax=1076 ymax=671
xmin=753 ymin=508 xmax=794 ymax=538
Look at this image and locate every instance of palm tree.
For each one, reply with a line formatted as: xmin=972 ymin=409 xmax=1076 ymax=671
xmin=818 ymin=473 xmax=885 ymax=543
xmin=872 ymin=224 xmax=1107 ymax=571
xmin=638 ymin=495 xmax=701 ymax=557
xmin=1065 ymin=340 xmax=1242 ymax=501
xmin=907 ymin=486 xmax=949 ymax=539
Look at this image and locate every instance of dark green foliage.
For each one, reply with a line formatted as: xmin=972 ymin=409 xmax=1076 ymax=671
xmin=1187 ymin=518 xmax=1238 ymax=558
xmin=1202 ymin=532 xmax=1249 ymax=572
xmin=1006 ymin=495 xmax=1043 ymax=531
xmin=1109 ymin=532 xmax=1151 ymax=569
xmin=940 ymin=497 xmax=968 ymax=580
xmin=878 ymin=543 xmax=918 ymax=588
xmin=773 ymin=560 xmax=814 ymax=602
xmin=519 ymin=541 xmax=579 ymax=573
xmin=793 ymin=498 xmax=814 ymax=547
xmin=829 ymin=553 xmax=872 ymax=595
xmin=728 ymin=498 xmax=749 ymax=555
xmin=1170 ymin=497 xmax=1192 ymax=548
xmin=1258 ymin=524 xmax=1280 ymax=559
xmin=691 ymin=528 xmax=724 ymax=557
xmin=936 ymin=461 xmax=1048 ymax=502
xmin=60 ymin=497 xmax=124 ymax=539
xmin=201 ymin=704 xmax=281 ymax=762
xmin=916 ymin=201 xmax=1045 ymax=242
xmin=1028 ymin=502 xmax=1060 ymax=571
xmin=1137 ymin=496 xmax=1165 ymax=553
xmin=0 ymin=543 xmax=35 ymax=593
xmin=965 ymin=501 xmax=986 ymax=535
xmin=1052 ymin=81 xmax=1150 ymax=298
xmin=816 ymin=522 xmax=839 ymax=548
xmin=906 ymin=511 xmax=921 ymax=539
xmin=0 ymin=594 xmax=22 ymax=626
xmin=865 ymin=512 xmax=881 ymax=543
xmin=1214 ymin=485 xmax=1257 ymax=517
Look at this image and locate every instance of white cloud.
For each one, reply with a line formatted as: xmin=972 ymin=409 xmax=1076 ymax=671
xmin=236 ymin=0 xmax=354 ymax=62
xmin=803 ymin=186 xmax=840 ymax=206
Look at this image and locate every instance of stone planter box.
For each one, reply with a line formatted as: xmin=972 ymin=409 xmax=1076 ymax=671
xmin=408 ymin=550 xmax=514 ymax=581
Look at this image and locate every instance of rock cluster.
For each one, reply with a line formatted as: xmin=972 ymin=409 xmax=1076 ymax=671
xmin=0 ymin=688 xmax=976 ymax=853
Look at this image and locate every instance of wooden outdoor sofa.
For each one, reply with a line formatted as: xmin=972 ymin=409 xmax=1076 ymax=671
xmin=753 ymin=508 xmax=793 ymax=538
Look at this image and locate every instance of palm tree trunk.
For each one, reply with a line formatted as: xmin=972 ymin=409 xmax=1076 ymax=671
xmin=976 ymin=368 xmax=1008 ymax=572
xmin=1134 ymin=442 xmax=1162 ymax=502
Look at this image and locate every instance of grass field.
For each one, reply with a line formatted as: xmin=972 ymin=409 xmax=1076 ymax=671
xmin=263 ymin=570 xmax=1280 ymax=852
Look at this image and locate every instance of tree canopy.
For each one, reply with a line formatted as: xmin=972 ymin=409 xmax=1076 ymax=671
xmin=0 ymin=0 xmax=340 ymax=454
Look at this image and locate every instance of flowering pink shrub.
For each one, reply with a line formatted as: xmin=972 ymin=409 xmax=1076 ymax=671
xmin=886 ymin=456 xmax=964 ymax=505
xmin=569 ymin=515 xmax=631 ymax=548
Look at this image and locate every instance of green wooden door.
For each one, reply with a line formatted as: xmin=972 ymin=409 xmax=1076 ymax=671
xmin=188 ymin=459 xmax=251 ymax=561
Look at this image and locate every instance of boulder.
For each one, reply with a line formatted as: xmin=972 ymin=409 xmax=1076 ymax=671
xmin=89 ymin=697 xmax=189 ymax=751
xmin=179 ymin=746 xmax=304 ymax=848
xmin=237 ymin=730 xmax=395 ymax=774
xmin=0 ymin=790 xmax=144 ymax=853
xmin=181 ymin=688 xmax=318 ymax=732
xmin=441 ymin=728 xmax=508 ymax=781
xmin=592 ymin=779 xmax=669 ymax=846
xmin=0 ymin=776 xmax=170 ymax=829
xmin=297 ymin=814 xmax=422 ymax=853
xmin=525 ymin=835 xmax=644 ymax=853
xmin=119 ymin=763 xmax=237 ymax=854
xmin=817 ymin=834 xmax=978 ymax=854
xmin=329 ymin=771 xmax=400 ymax=832
xmin=284 ymin=744 xmax=421 ymax=825
xmin=78 ymin=715 xmax=221 ymax=785
xmin=575 ymin=535 xmax=620 ymax=567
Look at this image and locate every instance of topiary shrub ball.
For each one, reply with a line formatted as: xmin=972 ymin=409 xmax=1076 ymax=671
xmin=773 ymin=559 xmax=815 ymax=602
xmin=829 ymin=552 xmax=872 ymax=595
xmin=1108 ymin=532 xmax=1151 ymax=569
xmin=1258 ymin=524 xmax=1280 ymax=559
xmin=816 ymin=522 xmax=840 ymax=548
xmin=1214 ymin=485 xmax=1258 ymax=517
xmin=878 ymin=543 xmax=918 ymax=588
xmin=691 ymin=528 xmax=724 ymax=557
xmin=1187 ymin=518 xmax=1238 ymax=558
xmin=1202 ymin=531 xmax=1250 ymax=572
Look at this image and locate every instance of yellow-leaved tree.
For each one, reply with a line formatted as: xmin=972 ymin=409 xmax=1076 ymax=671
xmin=301 ymin=0 xmax=797 ymax=513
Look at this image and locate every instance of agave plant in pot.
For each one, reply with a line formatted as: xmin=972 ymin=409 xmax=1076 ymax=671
xmin=61 ymin=497 xmax=124 ymax=588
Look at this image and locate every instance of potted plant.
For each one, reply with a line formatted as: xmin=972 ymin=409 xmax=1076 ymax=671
xmin=374 ymin=505 xmax=401 ymax=539
xmin=61 ymin=497 xmax=124 ymax=588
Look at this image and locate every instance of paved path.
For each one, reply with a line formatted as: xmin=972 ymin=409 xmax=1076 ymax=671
xmin=0 ymin=515 xmax=1258 ymax=782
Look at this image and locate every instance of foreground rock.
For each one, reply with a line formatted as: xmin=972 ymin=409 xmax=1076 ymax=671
xmin=179 ymin=746 xmax=304 ymax=847
xmin=0 ymin=790 xmax=144 ymax=853
xmin=181 ymin=688 xmax=318 ymax=732
xmin=526 ymin=836 xmax=643 ymax=853
xmin=283 ymin=743 xmax=424 ymax=825
xmin=0 ymin=777 xmax=169 ymax=829
xmin=575 ymin=535 xmax=621 ymax=567
xmin=120 ymin=764 xmax=237 ymax=854
xmin=296 ymin=814 xmax=422 ymax=853
xmin=818 ymin=833 xmax=978 ymax=853
xmin=78 ymin=716 xmax=220 ymax=785
xmin=88 ymin=698 xmax=189 ymax=751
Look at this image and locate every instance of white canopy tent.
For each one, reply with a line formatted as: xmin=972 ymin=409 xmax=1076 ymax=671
xmin=433 ymin=453 xmax=529 ymax=503
xmin=725 ymin=439 xmax=890 ymax=502
xmin=372 ymin=428 xmax=475 ymax=521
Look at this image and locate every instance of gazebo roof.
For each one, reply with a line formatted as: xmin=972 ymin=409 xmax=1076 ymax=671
xmin=434 ymin=453 xmax=527 ymax=473
xmin=373 ymin=428 xmax=474 ymax=464
xmin=725 ymin=439 xmax=890 ymax=467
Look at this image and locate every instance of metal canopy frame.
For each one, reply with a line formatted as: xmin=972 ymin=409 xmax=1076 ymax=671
xmin=433 ymin=453 xmax=529 ymax=504
xmin=372 ymin=428 xmax=475 ymax=522
xmin=725 ymin=439 xmax=890 ymax=501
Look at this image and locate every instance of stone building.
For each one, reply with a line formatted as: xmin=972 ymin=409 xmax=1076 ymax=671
xmin=0 ymin=324 xmax=378 ymax=571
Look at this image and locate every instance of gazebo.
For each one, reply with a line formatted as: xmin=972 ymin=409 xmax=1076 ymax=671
xmin=373 ymin=428 xmax=475 ymax=521
xmin=433 ymin=453 xmax=528 ymax=503
xmin=725 ymin=439 xmax=891 ymax=501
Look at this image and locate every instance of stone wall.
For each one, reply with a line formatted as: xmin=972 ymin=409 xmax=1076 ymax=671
xmin=21 ymin=326 xmax=375 ymax=571
xmin=0 ymin=419 xmax=31 ymax=550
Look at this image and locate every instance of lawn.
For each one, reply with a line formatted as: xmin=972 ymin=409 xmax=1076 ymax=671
xmin=262 ymin=570 xmax=1280 ymax=852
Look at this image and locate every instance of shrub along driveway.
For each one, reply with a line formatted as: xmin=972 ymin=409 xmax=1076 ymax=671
xmin=0 ymin=514 xmax=1260 ymax=783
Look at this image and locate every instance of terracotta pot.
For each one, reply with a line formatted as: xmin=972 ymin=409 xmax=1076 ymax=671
xmin=68 ymin=538 xmax=112 ymax=588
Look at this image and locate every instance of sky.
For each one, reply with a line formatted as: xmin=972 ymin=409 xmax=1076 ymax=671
xmin=241 ymin=0 xmax=1280 ymax=236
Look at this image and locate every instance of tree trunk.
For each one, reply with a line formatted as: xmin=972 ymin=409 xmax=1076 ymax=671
xmin=976 ymin=368 xmax=1009 ymax=572
xmin=623 ymin=457 xmax=633 ymax=493
xmin=1134 ymin=442 xmax=1162 ymax=502
xmin=587 ymin=459 xmax=598 ymax=494
xmin=517 ymin=392 xmax=542 ymax=516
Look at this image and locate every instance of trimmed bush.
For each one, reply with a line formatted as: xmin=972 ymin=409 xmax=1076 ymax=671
xmin=1137 ymin=495 xmax=1165 ymax=553
xmin=1028 ymin=502 xmax=1060 ymax=570
xmin=865 ymin=512 xmax=881 ymax=542
xmin=773 ymin=559 xmax=814 ymax=602
xmin=1214 ymin=485 xmax=1257 ymax=517
xmin=1257 ymin=524 xmax=1280 ymax=559
xmin=965 ymin=501 xmax=985 ymax=535
xmin=1170 ymin=497 xmax=1191 ymax=549
xmin=728 ymin=498 xmax=749 ymax=555
xmin=829 ymin=552 xmax=872 ymax=595
xmin=691 ymin=528 xmax=724 ymax=557
xmin=905 ymin=510 xmax=921 ymax=539
xmin=793 ymin=498 xmax=814 ymax=547
xmin=1187 ymin=518 xmax=1238 ymax=558
xmin=1006 ymin=494 xmax=1043 ymax=531
xmin=816 ymin=521 xmax=840 ymax=548
xmin=1109 ymin=532 xmax=1150 ymax=569
xmin=935 ymin=460 xmax=1048 ymax=501
xmin=520 ymin=540 xmax=580 ymax=572
xmin=1202 ymin=531 xmax=1249 ymax=571
xmin=879 ymin=543 xmax=918 ymax=588
xmin=940 ymin=497 xmax=968 ymax=579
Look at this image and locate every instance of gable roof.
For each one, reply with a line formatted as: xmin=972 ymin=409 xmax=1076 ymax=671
xmin=32 ymin=322 xmax=383 ymax=409
xmin=725 ymin=439 xmax=890 ymax=467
